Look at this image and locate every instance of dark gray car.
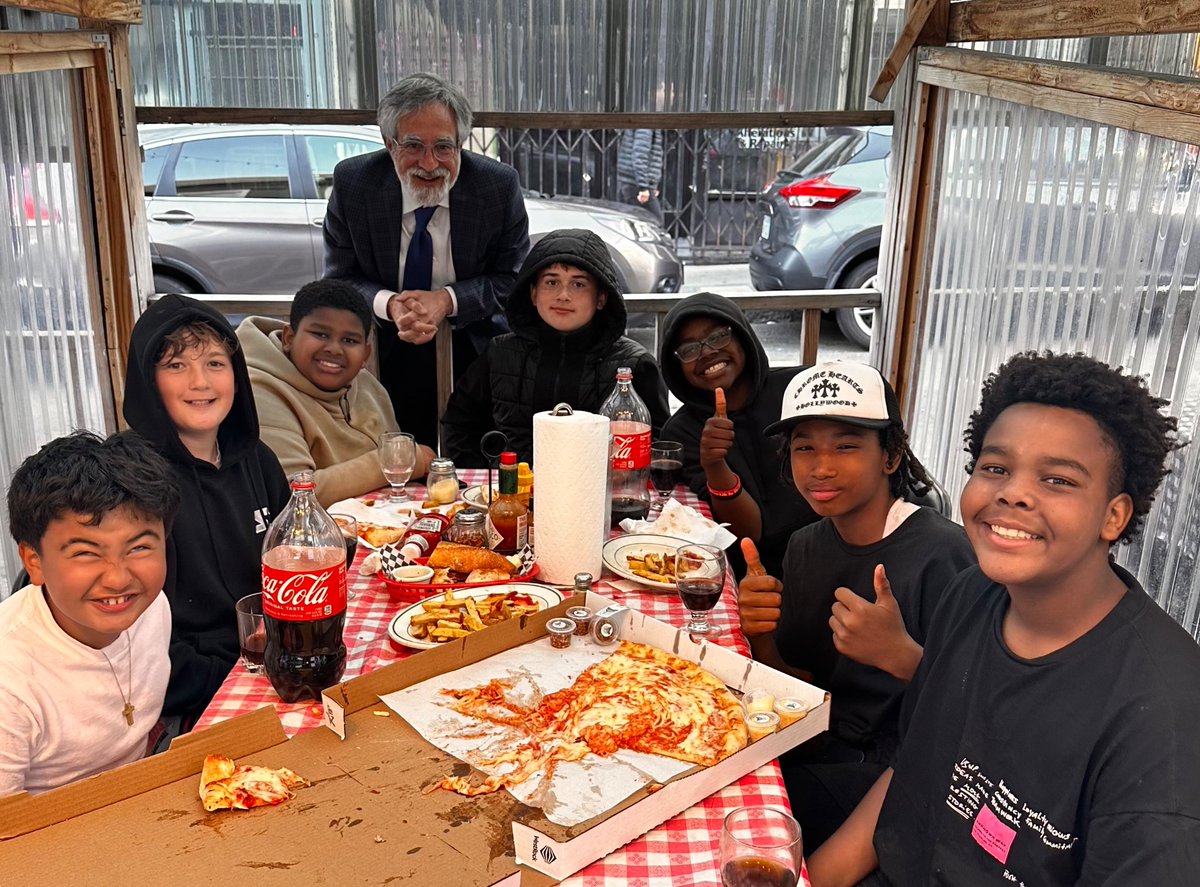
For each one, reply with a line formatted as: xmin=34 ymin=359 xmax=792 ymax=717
xmin=139 ymin=124 xmax=682 ymax=296
xmin=749 ymin=127 xmax=891 ymax=348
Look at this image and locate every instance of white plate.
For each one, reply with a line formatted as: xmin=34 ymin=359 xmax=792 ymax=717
xmin=601 ymin=533 xmax=690 ymax=590
xmin=462 ymin=484 xmax=499 ymax=511
xmin=387 ymin=583 xmax=564 ymax=650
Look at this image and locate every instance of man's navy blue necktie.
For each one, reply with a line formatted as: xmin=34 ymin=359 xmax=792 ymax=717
xmin=401 ymin=205 xmax=437 ymax=292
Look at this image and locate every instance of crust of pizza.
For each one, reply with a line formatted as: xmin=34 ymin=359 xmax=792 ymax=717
xmin=199 ymin=754 xmax=310 ymax=812
xmin=360 ymin=523 xmax=407 ymax=548
xmin=438 ymin=641 xmax=748 ymax=797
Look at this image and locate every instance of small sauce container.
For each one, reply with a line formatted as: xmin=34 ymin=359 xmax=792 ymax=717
xmin=746 ymin=710 xmax=780 ymax=742
xmin=774 ymin=697 xmax=809 ymax=728
xmin=743 ymin=688 xmax=776 ymax=715
xmin=565 ymin=607 xmax=592 ymax=636
xmin=546 ymin=618 xmax=576 ymax=649
xmin=388 ymin=564 xmax=435 ymax=584
xmin=591 ymin=604 xmax=628 ymax=646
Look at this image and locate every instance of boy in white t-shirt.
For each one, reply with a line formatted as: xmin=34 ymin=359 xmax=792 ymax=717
xmin=0 ymin=430 xmax=180 ymax=796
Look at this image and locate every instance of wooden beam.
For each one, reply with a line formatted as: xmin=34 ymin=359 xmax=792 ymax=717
xmin=916 ymin=63 xmax=1200 ymax=145
xmin=7 ymin=0 xmax=140 ymax=24
xmin=0 ymin=31 xmax=101 ymax=53
xmin=870 ymin=0 xmax=946 ymax=104
xmin=135 ymin=106 xmax=896 ymax=129
xmin=949 ymin=0 xmax=1200 ymax=43
xmin=0 ymin=49 xmax=94 ymax=75
xmin=920 ymin=47 xmax=1200 ymax=116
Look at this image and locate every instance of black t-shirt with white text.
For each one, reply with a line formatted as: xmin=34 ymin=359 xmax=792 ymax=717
xmin=874 ymin=564 xmax=1200 ymax=886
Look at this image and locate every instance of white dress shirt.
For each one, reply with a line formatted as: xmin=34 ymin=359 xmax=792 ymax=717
xmin=372 ymin=194 xmax=460 ymax=320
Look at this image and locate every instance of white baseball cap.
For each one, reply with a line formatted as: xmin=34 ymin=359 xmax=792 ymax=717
xmin=765 ymin=362 xmax=902 ymax=436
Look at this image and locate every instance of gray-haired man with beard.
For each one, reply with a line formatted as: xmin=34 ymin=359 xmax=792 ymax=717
xmin=323 ymin=72 xmax=530 ymax=447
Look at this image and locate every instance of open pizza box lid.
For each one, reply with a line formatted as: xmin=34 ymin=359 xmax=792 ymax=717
xmin=0 ymin=592 xmax=827 ymax=885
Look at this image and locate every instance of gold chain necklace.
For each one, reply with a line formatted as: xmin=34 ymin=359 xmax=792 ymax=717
xmin=100 ymin=635 xmax=135 ymax=727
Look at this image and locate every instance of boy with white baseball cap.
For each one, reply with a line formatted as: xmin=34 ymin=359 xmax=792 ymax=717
xmin=738 ymin=361 xmax=975 ymax=849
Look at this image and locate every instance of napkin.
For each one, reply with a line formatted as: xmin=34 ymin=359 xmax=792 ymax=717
xmin=619 ymin=497 xmax=737 ymax=550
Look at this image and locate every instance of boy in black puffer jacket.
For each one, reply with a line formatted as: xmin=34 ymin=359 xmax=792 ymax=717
xmin=442 ymin=229 xmax=670 ymax=466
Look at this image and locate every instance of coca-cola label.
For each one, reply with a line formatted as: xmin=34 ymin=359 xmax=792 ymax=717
xmin=262 ymin=561 xmax=348 ymax=621
xmin=612 ymin=430 xmax=651 ymax=471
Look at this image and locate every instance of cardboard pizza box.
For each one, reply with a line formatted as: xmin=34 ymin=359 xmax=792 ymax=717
xmin=0 ymin=593 xmax=828 ymax=885
xmin=321 ymin=590 xmax=830 ymax=883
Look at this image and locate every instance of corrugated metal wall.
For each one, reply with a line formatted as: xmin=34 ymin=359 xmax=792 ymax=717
xmin=906 ymin=88 xmax=1200 ymax=636
xmin=126 ymin=0 xmax=906 ymax=112
xmin=0 ymin=68 xmax=113 ymax=594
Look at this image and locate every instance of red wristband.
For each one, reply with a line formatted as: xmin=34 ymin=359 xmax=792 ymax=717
xmin=707 ymin=474 xmax=742 ymax=499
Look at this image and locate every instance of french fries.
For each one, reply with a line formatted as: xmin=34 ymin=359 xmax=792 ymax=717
xmin=625 ymin=550 xmax=677 ymax=583
xmin=408 ymin=589 xmax=542 ymax=643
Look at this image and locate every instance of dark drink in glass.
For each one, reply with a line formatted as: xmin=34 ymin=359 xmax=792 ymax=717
xmin=342 ymin=531 xmax=358 ymax=570
xmin=678 ymin=577 xmax=723 ymax=612
xmin=611 ymin=495 xmax=649 ymax=526
xmin=722 ymin=857 xmax=797 ymax=887
xmin=241 ymin=629 xmax=266 ymax=668
xmin=650 ymin=458 xmax=683 ymax=494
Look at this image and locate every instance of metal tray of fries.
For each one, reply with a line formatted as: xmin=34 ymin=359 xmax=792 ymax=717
xmin=601 ymin=533 xmax=691 ymax=591
xmin=387 ymin=584 xmax=565 ymax=649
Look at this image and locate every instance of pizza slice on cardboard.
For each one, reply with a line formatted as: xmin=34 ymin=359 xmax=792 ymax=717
xmin=199 ymin=754 xmax=310 ymax=812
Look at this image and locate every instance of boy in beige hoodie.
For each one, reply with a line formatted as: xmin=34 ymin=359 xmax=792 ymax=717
xmin=237 ymin=279 xmax=434 ymax=506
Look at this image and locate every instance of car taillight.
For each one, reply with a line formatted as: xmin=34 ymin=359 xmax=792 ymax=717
xmin=779 ymin=174 xmax=860 ymax=209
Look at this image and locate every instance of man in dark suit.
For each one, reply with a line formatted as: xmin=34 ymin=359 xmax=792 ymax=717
xmin=323 ymin=72 xmax=530 ymax=448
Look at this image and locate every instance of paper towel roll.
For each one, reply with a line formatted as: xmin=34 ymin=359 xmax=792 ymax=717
xmin=533 ymin=409 xmax=611 ymax=585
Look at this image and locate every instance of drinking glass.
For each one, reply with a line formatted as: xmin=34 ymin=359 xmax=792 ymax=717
xmin=379 ymin=431 xmax=417 ymax=502
xmin=235 ymin=593 xmax=266 ymax=675
xmin=719 ymin=805 xmax=803 ymax=887
xmin=649 ymin=440 xmax=683 ymax=517
xmin=330 ymin=513 xmax=358 ymax=600
xmin=674 ymin=543 xmax=725 ymax=638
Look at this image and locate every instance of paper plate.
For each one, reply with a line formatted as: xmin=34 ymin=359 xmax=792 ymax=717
xmin=387 ymin=583 xmax=564 ymax=650
xmin=601 ymin=533 xmax=690 ymax=591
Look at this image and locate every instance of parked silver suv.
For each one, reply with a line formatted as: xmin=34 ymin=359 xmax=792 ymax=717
xmin=139 ymin=124 xmax=682 ymax=296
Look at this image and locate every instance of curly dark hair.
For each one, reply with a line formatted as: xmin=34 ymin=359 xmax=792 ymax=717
xmin=963 ymin=351 xmax=1179 ymax=544
xmin=290 ymin=279 xmax=373 ymax=337
xmin=8 ymin=430 xmax=181 ymax=552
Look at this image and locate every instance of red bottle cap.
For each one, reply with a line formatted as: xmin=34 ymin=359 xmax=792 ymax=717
xmin=500 ymin=451 xmax=517 ymax=466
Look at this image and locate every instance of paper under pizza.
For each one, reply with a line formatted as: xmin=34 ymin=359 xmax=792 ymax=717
xmin=199 ymin=754 xmax=310 ymax=812
xmin=438 ymin=640 xmax=748 ymax=796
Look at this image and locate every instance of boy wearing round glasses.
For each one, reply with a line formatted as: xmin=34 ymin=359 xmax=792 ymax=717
xmin=660 ymin=292 xmax=819 ymax=578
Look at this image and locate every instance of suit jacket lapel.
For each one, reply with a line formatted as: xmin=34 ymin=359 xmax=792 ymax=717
xmin=448 ymin=154 xmax=478 ymax=278
xmin=367 ymin=155 xmax=404 ymax=291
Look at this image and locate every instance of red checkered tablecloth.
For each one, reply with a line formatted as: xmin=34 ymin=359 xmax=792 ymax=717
xmin=197 ymin=471 xmax=809 ymax=887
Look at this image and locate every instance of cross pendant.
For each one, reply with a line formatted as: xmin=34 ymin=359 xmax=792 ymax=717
xmin=123 ymin=702 xmax=135 ymax=726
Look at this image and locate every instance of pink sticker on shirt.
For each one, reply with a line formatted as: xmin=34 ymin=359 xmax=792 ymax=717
xmin=972 ymin=804 xmax=1017 ymax=864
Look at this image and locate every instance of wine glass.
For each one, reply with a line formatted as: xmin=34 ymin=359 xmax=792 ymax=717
xmin=379 ymin=431 xmax=417 ymax=502
xmin=649 ymin=440 xmax=683 ymax=517
xmin=329 ymin=513 xmax=358 ymax=601
xmin=719 ymin=805 xmax=803 ymax=887
xmin=674 ymin=543 xmax=725 ymax=638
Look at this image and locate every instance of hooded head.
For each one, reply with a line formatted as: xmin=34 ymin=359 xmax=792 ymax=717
xmin=505 ymin=229 xmax=628 ymax=344
xmin=124 ymin=294 xmax=261 ymax=466
xmin=659 ymin=292 xmax=770 ymax=410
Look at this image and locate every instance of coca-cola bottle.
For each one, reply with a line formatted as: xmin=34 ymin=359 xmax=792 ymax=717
xmin=261 ymin=471 xmax=347 ymax=703
xmin=599 ymin=365 xmax=652 ymax=527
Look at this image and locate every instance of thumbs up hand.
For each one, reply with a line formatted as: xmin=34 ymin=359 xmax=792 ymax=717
xmin=700 ymin=387 xmax=735 ymax=473
xmin=829 ymin=565 xmax=923 ymax=681
xmin=737 ymin=538 xmax=782 ymax=637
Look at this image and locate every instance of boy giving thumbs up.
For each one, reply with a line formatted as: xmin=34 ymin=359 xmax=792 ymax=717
xmin=735 ymin=363 xmax=975 ymax=851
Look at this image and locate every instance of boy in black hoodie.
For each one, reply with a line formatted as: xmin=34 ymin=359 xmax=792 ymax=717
xmin=124 ymin=294 xmax=291 ymax=728
xmin=442 ymin=229 xmax=670 ymax=465
xmin=660 ymin=293 xmax=818 ymax=578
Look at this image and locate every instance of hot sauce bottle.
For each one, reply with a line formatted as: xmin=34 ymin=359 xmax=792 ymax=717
xmin=489 ymin=451 xmax=529 ymax=556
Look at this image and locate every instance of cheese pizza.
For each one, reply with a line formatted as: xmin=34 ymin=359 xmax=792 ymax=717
xmin=438 ymin=641 xmax=748 ymax=797
xmin=199 ymin=754 xmax=309 ymax=812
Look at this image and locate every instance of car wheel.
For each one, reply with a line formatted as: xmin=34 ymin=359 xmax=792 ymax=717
xmin=153 ymin=272 xmax=196 ymax=295
xmin=835 ymin=260 xmax=877 ymax=349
